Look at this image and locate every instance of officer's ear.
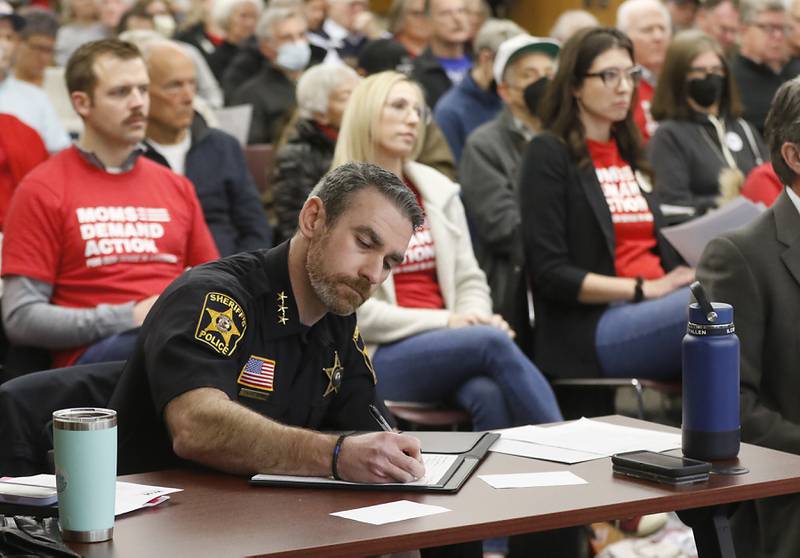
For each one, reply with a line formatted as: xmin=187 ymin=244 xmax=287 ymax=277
xmin=297 ymin=196 xmax=328 ymax=239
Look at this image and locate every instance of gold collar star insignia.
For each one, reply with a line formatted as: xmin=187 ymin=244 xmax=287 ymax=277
xmin=322 ymin=351 xmax=343 ymax=397
xmin=277 ymin=291 xmax=288 ymax=326
xmin=204 ymin=306 xmax=241 ymax=346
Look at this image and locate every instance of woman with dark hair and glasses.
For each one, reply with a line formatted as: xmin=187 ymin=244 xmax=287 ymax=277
xmin=518 ymin=27 xmax=694 ymax=381
xmin=649 ymin=30 xmax=768 ymax=217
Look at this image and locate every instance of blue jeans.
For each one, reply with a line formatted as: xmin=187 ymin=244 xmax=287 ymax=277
xmin=373 ymin=325 xmax=563 ymax=431
xmin=595 ymin=287 xmax=690 ymax=380
xmin=75 ymin=329 xmax=140 ymax=365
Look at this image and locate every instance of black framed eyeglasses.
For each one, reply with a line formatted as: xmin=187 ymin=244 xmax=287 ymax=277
xmin=584 ymin=65 xmax=644 ymax=88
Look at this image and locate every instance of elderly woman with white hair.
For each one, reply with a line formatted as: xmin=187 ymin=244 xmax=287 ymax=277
xmin=272 ymin=63 xmax=360 ymax=242
xmin=211 ymin=0 xmax=261 ymax=78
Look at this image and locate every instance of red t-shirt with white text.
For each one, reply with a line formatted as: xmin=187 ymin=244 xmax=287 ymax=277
xmin=587 ymin=138 xmax=664 ymax=280
xmin=391 ymin=179 xmax=445 ymax=309
xmin=2 ymin=146 xmax=220 ymax=366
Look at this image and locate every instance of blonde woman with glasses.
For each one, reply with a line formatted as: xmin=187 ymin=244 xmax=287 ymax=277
xmin=333 ymin=71 xmax=562 ymax=435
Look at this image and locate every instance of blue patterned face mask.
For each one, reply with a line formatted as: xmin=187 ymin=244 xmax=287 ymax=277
xmin=276 ymin=40 xmax=311 ymax=72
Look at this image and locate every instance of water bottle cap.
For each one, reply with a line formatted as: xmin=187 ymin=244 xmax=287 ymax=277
xmin=688 ymin=302 xmax=733 ymax=326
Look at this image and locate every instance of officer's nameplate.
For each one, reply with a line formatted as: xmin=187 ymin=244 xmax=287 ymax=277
xmin=194 ymin=292 xmax=247 ymax=356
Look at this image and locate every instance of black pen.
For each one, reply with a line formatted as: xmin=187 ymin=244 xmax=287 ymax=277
xmin=369 ymin=404 xmax=394 ymax=432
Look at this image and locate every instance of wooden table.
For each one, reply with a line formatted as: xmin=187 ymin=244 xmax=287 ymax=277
xmin=68 ymin=416 xmax=800 ymax=557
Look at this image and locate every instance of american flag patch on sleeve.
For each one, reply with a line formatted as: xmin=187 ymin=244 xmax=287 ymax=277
xmin=237 ymin=355 xmax=276 ymax=392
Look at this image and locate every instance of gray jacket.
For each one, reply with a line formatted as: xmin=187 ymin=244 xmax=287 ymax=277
xmin=458 ymin=108 xmax=532 ymax=342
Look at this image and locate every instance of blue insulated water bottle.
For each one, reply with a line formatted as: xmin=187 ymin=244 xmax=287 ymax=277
xmin=682 ymin=282 xmax=740 ymax=461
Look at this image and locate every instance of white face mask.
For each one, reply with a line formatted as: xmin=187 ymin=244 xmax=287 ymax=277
xmin=276 ymin=40 xmax=311 ymax=72
xmin=153 ymin=14 xmax=176 ymax=37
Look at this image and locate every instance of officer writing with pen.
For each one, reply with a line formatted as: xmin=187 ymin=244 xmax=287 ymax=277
xmin=109 ymin=162 xmax=428 ymax=483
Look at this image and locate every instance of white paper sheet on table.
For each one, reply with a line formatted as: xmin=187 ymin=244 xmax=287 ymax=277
xmin=1 ymin=474 xmax=182 ymax=515
xmin=478 ymin=471 xmax=588 ymax=489
xmin=331 ymin=500 xmax=451 ymax=525
xmin=490 ymin=418 xmax=682 ymax=464
xmin=490 ymin=438 xmax=604 ymax=464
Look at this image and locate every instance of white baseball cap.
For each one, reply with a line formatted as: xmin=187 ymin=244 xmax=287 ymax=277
xmin=493 ymin=34 xmax=560 ymax=85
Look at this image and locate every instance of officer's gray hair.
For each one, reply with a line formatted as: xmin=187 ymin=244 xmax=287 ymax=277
xmin=309 ymin=162 xmax=424 ymax=230
xmin=765 ymin=77 xmax=800 ymax=187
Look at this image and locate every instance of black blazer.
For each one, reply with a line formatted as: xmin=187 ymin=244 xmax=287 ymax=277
xmin=519 ymin=132 xmax=679 ymax=378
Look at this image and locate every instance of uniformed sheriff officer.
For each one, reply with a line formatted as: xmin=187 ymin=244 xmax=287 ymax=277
xmin=109 ymin=162 xmax=427 ymax=483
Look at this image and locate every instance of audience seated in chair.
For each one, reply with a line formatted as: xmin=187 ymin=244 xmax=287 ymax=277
xmin=729 ymin=0 xmax=800 ymax=134
xmin=0 ymin=114 xmax=48 ymax=232
xmin=648 ymin=30 xmax=767 ymax=217
xmin=694 ymin=0 xmax=740 ymax=57
xmin=54 ymin=0 xmax=110 ymax=67
xmin=519 ymin=27 xmax=692 ymax=382
xmin=230 ymin=6 xmax=315 ymax=145
xmin=273 ymin=63 xmax=359 ymax=242
xmin=12 ymin=8 xmax=57 ymax=89
xmin=0 ymin=4 xmax=71 ymax=153
xmin=616 ymin=0 xmax=672 ymax=143
xmin=140 ymin=39 xmax=272 ymax=256
xmin=459 ymin=33 xmax=558 ymax=345
xmin=200 ymin=0 xmax=261 ymax=85
xmin=386 ymin=0 xmax=431 ymax=57
xmin=308 ymin=0 xmax=384 ymax=67
xmin=357 ymin=38 xmax=457 ymax=179
xmin=698 ymin=78 xmax=800 ymax=558
xmin=1 ymin=39 xmax=219 ymax=370
xmin=433 ymin=18 xmax=522 ymax=162
xmin=411 ymin=0 xmax=473 ymax=108
xmin=337 ymin=71 xmax=563 ymax=433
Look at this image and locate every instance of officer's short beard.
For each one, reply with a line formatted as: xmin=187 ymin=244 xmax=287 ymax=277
xmin=306 ymin=229 xmax=370 ymax=316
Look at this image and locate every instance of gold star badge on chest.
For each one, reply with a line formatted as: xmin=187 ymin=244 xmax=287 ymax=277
xmin=322 ymin=351 xmax=343 ymax=397
xmin=277 ymin=291 xmax=288 ymax=325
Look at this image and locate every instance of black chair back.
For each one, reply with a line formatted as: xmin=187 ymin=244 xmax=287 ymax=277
xmin=0 ymin=361 xmax=125 ymax=476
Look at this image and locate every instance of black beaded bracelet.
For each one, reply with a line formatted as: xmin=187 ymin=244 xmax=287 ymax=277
xmin=331 ymin=433 xmax=349 ymax=480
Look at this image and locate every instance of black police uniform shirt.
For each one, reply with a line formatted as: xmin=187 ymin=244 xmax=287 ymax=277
xmin=109 ymin=241 xmax=382 ymax=474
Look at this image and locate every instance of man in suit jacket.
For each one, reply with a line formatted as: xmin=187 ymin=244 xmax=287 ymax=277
xmin=697 ymin=77 xmax=800 ymax=558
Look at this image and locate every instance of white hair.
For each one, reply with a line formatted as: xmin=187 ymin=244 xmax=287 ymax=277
xmin=616 ymin=0 xmax=671 ymax=32
xmin=255 ymin=5 xmax=304 ymax=41
xmin=296 ymin=63 xmax=359 ymax=119
xmin=549 ymin=10 xmax=599 ymax=44
xmin=473 ymin=18 xmax=525 ymax=54
xmin=211 ymin=0 xmax=262 ymax=32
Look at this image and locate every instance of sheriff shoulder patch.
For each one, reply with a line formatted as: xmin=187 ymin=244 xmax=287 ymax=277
xmin=194 ymin=292 xmax=247 ymax=356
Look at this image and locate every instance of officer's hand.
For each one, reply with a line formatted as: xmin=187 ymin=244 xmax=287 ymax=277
xmin=133 ymin=295 xmax=159 ymax=326
xmin=335 ymin=432 xmax=425 ymax=484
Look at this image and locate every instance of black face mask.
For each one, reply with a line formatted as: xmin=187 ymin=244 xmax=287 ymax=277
xmin=687 ymin=74 xmax=725 ymax=108
xmin=523 ymin=77 xmax=550 ymax=117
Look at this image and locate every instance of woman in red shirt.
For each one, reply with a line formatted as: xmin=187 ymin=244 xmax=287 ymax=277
xmin=333 ymin=71 xmax=562 ymax=434
xmin=519 ymin=27 xmax=694 ymax=380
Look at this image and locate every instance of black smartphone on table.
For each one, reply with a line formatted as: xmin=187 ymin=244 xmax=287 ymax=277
xmin=612 ymin=450 xmax=711 ymax=486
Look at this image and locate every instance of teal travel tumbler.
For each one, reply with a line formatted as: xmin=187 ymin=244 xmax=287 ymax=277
xmin=53 ymin=408 xmax=117 ymax=542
